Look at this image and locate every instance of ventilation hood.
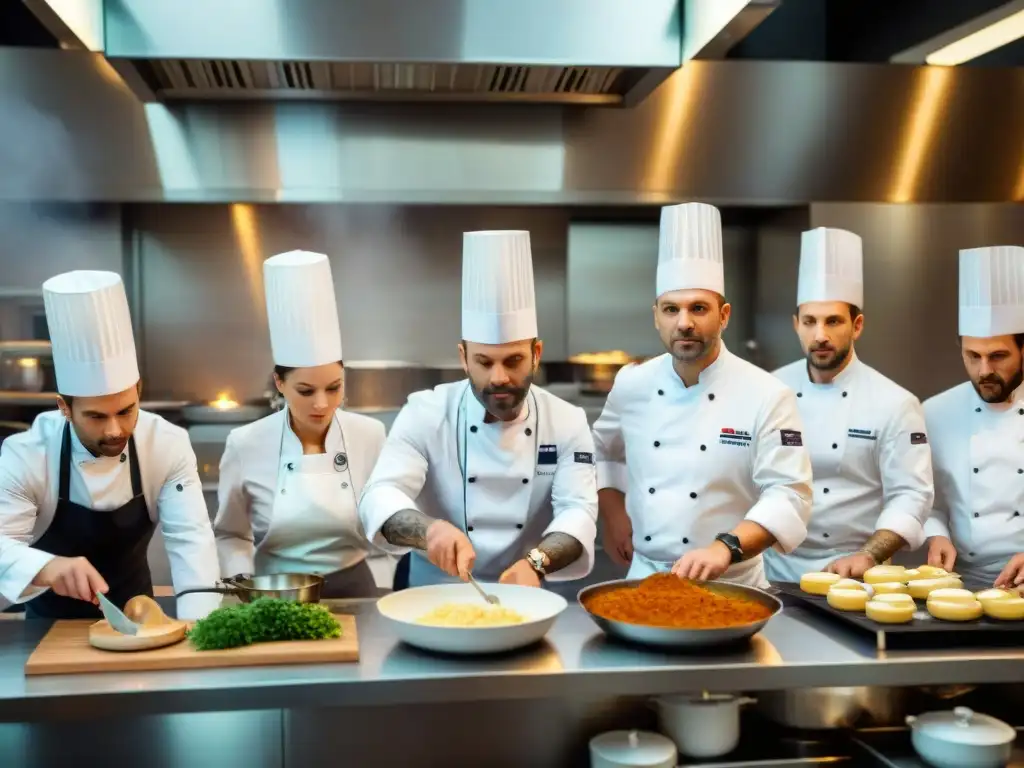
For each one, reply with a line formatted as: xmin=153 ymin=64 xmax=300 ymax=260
xmin=31 ymin=0 xmax=685 ymax=106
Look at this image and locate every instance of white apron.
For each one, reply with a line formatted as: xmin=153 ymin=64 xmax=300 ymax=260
xmin=257 ymin=413 xmax=366 ymax=577
xmin=625 ymin=551 xmax=769 ymax=588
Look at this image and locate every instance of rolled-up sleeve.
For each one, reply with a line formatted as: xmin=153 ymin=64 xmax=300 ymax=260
xmin=358 ymin=398 xmax=431 ymax=555
xmin=0 ymin=436 xmax=53 ymax=605
xmin=875 ymin=398 xmax=934 ymax=550
xmin=544 ymin=410 xmax=599 ymax=581
xmin=212 ymin=431 xmax=255 ymax=578
xmin=746 ymin=389 xmax=813 ymax=553
xmin=158 ymin=437 xmax=221 ymax=620
xmin=592 ymin=366 xmax=632 ymax=492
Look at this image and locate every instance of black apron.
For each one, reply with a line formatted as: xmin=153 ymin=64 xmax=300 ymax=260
xmin=25 ymin=423 xmax=156 ymax=619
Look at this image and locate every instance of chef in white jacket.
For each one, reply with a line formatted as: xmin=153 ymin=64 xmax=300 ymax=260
xmin=0 ymin=271 xmax=219 ymax=620
xmin=359 ymin=230 xmax=598 ymax=587
xmin=214 ymin=251 xmax=386 ymax=597
xmin=593 ymin=203 xmax=813 ymax=588
xmin=924 ymin=245 xmax=1024 ymax=591
xmin=763 ymin=229 xmax=934 ymax=582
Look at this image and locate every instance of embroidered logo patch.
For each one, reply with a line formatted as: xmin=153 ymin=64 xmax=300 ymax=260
xmin=720 ymin=428 xmax=752 ymax=448
xmin=910 ymin=432 xmax=928 ymax=445
xmin=780 ymin=429 xmax=803 ymax=447
xmin=538 ymin=445 xmax=558 ymax=465
xmin=574 ymin=451 xmax=594 ymax=465
xmin=847 ymin=428 xmax=877 ymax=441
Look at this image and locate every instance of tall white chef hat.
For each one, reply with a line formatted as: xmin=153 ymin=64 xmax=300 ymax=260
xmin=263 ymin=250 xmax=343 ymax=367
xmin=461 ymin=230 xmax=538 ymax=344
xmin=797 ymin=227 xmax=864 ymax=308
xmin=656 ymin=202 xmax=724 ymax=298
xmin=959 ymin=245 xmax=1024 ymax=338
xmin=43 ymin=271 xmax=140 ymax=398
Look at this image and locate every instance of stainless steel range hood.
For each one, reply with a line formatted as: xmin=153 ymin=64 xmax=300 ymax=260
xmin=46 ymin=0 xmax=685 ymax=106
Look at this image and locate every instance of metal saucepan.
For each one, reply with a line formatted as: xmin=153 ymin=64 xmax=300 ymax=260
xmin=176 ymin=573 xmax=324 ymax=603
xmin=578 ymin=578 xmax=782 ymax=649
xmin=755 ymin=686 xmax=909 ymax=729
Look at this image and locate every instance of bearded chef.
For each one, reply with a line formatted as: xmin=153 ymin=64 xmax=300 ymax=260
xmin=924 ymin=245 xmax=1024 ymax=591
xmin=0 ymin=271 xmax=219 ymax=619
xmin=763 ymin=229 xmax=934 ymax=582
xmin=359 ymin=230 xmax=598 ymax=587
xmin=213 ymin=251 xmax=386 ymax=597
xmin=592 ymin=203 xmax=812 ymax=587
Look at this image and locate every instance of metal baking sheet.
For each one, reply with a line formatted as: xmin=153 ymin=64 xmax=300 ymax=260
xmin=773 ymin=583 xmax=1024 ymax=651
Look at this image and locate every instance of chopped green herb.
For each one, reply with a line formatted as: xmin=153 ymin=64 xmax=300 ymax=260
xmin=187 ymin=598 xmax=342 ymax=651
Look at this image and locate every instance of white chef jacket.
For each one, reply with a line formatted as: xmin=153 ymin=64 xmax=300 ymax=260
xmin=924 ymin=381 xmax=1024 ymax=590
xmin=359 ymin=381 xmax=598 ymax=585
xmin=592 ymin=344 xmax=813 ymax=587
xmin=214 ymin=407 xmax=386 ymax=577
xmin=0 ymin=410 xmax=220 ymax=619
xmin=763 ymin=355 xmax=933 ymax=582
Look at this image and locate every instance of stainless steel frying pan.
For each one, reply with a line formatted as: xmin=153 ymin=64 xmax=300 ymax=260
xmin=176 ymin=573 xmax=324 ymax=603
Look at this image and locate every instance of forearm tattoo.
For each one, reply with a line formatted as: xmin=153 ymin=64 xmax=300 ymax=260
xmin=862 ymin=529 xmax=907 ymax=564
xmin=381 ymin=508 xmax=433 ymax=550
xmin=537 ymin=532 xmax=584 ymax=574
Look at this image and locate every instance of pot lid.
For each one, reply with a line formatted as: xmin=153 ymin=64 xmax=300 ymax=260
xmin=910 ymin=707 xmax=1016 ymax=746
xmin=657 ymin=691 xmax=745 ymax=705
xmin=589 ymin=730 xmax=677 ymax=766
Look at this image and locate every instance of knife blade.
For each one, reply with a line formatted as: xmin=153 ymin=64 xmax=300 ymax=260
xmin=96 ymin=592 xmax=140 ymax=636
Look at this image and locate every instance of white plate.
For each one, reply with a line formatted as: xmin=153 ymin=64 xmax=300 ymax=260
xmin=376 ymin=583 xmax=567 ymax=654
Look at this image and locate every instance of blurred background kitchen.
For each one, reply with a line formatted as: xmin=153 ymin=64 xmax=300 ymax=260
xmin=0 ymin=0 xmax=1022 ymax=589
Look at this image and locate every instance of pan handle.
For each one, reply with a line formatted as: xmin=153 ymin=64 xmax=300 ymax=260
xmin=174 ymin=586 xmax=243 ymax=598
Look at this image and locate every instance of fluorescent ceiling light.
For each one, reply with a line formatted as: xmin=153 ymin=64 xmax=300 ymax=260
xmin=926 ymin=7 xmax=1024 ymax=65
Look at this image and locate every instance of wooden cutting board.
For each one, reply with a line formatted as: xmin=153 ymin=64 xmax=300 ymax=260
xmin=24 ymin=614 xmax=358 ymax=675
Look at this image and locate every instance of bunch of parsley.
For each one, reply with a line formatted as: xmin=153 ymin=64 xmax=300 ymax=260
xmin=187 ymin=598 xmax=342 ymax=651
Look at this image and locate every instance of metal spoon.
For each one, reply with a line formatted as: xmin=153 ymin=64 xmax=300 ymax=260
xmin=466 ymin=573 xmax=501 ymax=605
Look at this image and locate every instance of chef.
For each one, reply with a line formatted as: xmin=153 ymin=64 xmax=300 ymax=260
xmin=924 ymin=245 xmax=1024 ymax=591
xmin=214 ymin=251 xmax=386 ymax=597
xmin=592 ymin=202 xmax=812 ymax=587
xmin=359 ymin=230 xmax=598 ymax=587
xmin=763 ymin=228 xmax=934 ymax=581
xmin=0 ymin=271 xmax=219 ymax=619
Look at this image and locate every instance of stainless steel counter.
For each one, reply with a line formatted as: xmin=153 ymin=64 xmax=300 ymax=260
xmin=2 ymin=601 xmax=1023 ymax=723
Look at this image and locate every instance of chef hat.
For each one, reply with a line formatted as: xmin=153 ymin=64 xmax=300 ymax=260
xmin=461 ymin=230 xmax=538 ymax=344
xmin=797 ymin=227 xmax=864 ymax=308
xmin=959 ymin=245 xmax=1024 ymax=338
xmin=656 ymin=202 xmax=724 ymax=297
xmin=43 ymin=271 xmax=140 ymax=397
xmin=263 ymin=250 xmax=343 ymax=367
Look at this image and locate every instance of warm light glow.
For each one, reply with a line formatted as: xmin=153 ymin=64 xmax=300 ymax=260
xmin=16 ymin=358 xmax=39 ymax=369
xmin=644 ymin=64 xmax=704 ymax=195
xmin=230 ymin=203 xmax=266 ymax=320
xmin=890 ymin=66 xmax=953 ymax=203
xmin=210 ymin=391 xmax=240 ymax=410
xmin=926 ymin=9 xmax=1024 ymax=66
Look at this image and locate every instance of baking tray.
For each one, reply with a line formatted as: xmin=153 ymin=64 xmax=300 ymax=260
xmin=773 ymin=582 xmax=1024 ymax=650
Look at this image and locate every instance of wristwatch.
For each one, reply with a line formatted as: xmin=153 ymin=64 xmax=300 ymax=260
xmin=526 ymin=548 xmax=550 ymax=577
xmin=714 ymin=533 xmax=744 ymax=564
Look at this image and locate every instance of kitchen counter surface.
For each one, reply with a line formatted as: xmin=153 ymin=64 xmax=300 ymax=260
xmin=1 ymin=601 xmax=1023 ymax=723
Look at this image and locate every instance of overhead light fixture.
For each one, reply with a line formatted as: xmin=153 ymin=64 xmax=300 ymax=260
xmin=891 ymin=0 xmax=1024 ymax=65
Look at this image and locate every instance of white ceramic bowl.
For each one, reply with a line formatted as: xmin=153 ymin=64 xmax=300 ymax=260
xmin=376 ymin=583 xmax=567 ymax=654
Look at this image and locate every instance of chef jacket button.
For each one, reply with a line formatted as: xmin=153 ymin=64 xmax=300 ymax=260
xmin=644 ymin=535 xmax=652 ymax=542
xmin=700 ymin=444 xmax=706 ymax=451
xmin=1019 ymin=408 xmax=1023 ymax=415
xmin=515 ymin=523 xmax=524 ymax=530
xmin=119 ymin=453 xmax=127 ymax=463
xmin=842 ymin=392 xmax=848 ymax=398
xmin=1015 ymin=511 xmax=1021 ymax=517
xmin=287 ymin=462 xmax=294 ymax=471
xmin=281 ymin=489 xmax=286 ymax=495
xmin=658 ymin=389 xmax=664 ymax=396
xmin=797 ymin=392 xmax=803 ymax=398
xmin=1019 ymin=469 xmax=1023 ymax=474
xmin=175 ymin=484 xmax=183 ymax=492
xmin=648 ymin=487 xmax=656 ymax=494
xmin=689 ymin=491 xmax=697 ymax=499
xmin=974 ymin=513 xmax=980 ymax=518
xmin=823 ymin=533 xmax=830 ymax=538
xmin=969 ymin=551 xmax=975 ymax=557
xmin=708 ymin=393 xmax=715 ymax=401
xmin=525 ymin=427 xmax=532 ymax=436
xmin=521 ymin=478 xmax=529 ymax=484
xmin=823 ymin=487 xmax=830 ymax=494
xmin=468 ymin=526 xmax=474 ymax=532
xmin=341 ymin=482 xmax=349 ymax=489
xmin=654 ymin=440 xmax=661 ymax=448
xmin=832 ymin=443 xmax=838 ymax=449
xmin=469 ymin=477 xmax=477 ymax=483
xmin=973 ymin=467 xmax=979 ymax=473
xmin=682 ymin=537 xmax=689 ymax=544
xmin=976 ymin=407 xmax=982 ymax=413
xmin=470 ymin=425 xmax=478 ymax=433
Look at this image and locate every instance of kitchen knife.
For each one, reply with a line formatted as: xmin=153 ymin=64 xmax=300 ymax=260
xmin=96 ymin=592 xmax=140 ymax=636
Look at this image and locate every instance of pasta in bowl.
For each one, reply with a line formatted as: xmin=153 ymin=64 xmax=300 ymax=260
xmin=377 ymin=582 xmax=567 ymax=654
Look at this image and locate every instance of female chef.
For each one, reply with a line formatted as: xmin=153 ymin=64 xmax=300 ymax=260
xmin=213 ymin=250 xmax=386 ymax=597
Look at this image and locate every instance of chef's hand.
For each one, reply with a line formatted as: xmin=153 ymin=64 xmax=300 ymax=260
xmin=499 ymin=559 xmax=542 ymax=588
xmin=926 ymin=536 xmax=957 ymax=572
xmin=32 ymin=556 xmax=108 ymax=603
xmin=994 ymin=553 xmax=1024 ymax=589
xmin=671 ymin=542 xmax=732 ymax=582
xmin=599 ymin=495 xmax=634 ymax=567
xmin=825 ymin=552 xmax=875 ymax=579
xmin=425 ymin=520 xmax=476 ymax=580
